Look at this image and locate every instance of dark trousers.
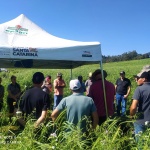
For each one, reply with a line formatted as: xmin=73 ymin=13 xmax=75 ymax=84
xmin=99 ymin=116 xmax=107 ymax=126
xmin=7 ymin=98 xmax=16 ymax=113
xmin=0 ymin=100 xmax=3 ymax=111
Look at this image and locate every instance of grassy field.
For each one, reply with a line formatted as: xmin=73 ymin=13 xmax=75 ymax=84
xmin=0 ymin=58 xmax=149 ymax=149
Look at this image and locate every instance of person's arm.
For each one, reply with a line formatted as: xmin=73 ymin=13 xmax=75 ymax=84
xmin=59 ymin=80 xmax=66 ymax=88
xmin=124 ymin=86 xmax=131 ymax=98
xmin=34 ymin=110 xmax=47 ymax=128
xmin=63 ymin=80 xmax=66 ymax=87
xmin=115 ymin=79 xmax=118 ymax=92
xmin=54 ymin=80 xmax=59 ymax=89
xmin=49 ymin=84 xmax=53 ymax=92
xmin=15 ymin=92 xmax=21 ymax=99
xmin=34 ymin=92 xmax=50 ymax=128
xmin=41 ymin=81 xmax=46 ymax=88
xmin=88 ymin=85 xmax=93 ymax=97
xmin=91 ymin=111 xmax=99 ymax=129
xmin=15 ymin=83 xmax=22 ymax=98
xmin=115 ymin=85 xmax=117 ymax=92
xmin=47 ymin=85 xmax=53 ymax=92
xmin=127 ymin=86 xmax=131 ymax=96
xmin=130 ymin=99 xmax=139 ymax=116
xmin=51 ymin=108 xmax=60 ymax=121
xmin=8 ymin=90 xmax=17 ymax=100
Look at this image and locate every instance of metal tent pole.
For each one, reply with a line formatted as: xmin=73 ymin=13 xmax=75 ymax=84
xmin=70 ymin=68 xmax=72 ymax=80
xmin=100 ymin=59 xmax=108 ymax=118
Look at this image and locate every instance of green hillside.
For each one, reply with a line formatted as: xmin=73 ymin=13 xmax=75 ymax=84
xmin=0 ymin=58 xmax=149 ymax=150
xmin=0 ymin=58 xmax=149 ymax=98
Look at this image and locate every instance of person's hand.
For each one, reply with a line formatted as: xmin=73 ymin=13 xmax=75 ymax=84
xmin=58 ymin=83 xmax=65 ymax=88
xmin=13 ymin=96 xmax=17 ymax=101
xmin=124 ymin=95 xmax=128 ymax=98
xmin=130 ymin=115 xmax=135 ymax=120
xmin=34 ymin=122 xmax=38 ymax=128
xmin=60 ymin=84 xmax=65 ymax=88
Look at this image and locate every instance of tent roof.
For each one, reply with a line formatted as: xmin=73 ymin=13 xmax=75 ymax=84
xmin=0 ymin=14 xmax=102 ymax=69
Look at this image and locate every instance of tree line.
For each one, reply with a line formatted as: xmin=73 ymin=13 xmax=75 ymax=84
xmin=102 ymin=50 xmax=150 ymax=63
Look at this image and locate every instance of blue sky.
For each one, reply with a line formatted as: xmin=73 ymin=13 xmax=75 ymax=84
xmin=0 ymin=0 xmax=150 ymax=56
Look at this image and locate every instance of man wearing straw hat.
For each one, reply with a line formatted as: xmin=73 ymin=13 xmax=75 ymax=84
xmin=53 ymin=72 xmax=66 ymax=110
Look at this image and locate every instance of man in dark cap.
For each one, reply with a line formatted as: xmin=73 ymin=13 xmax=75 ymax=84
xmin=53 ymin=72 xmax=66 ymax=110
xmin=115 ymin=71 xmax=131 ymax=116
xmin=133 ymin=65 xmax=150 ymax=83
xmin=19 ymin=72 xmax=50 ymax=128
xmin=89 ymin=69 xmax=115 ymax=125
xmin=130 ymin=71 xmax=150 ymax=142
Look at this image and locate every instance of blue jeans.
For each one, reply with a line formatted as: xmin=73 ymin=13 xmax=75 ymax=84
xmin=53 ymin=95 xmax=63 ymax=110
xmin=134 ymin=122 xmax=146 ymax=143
xmin=116 ymin=93 xmax=127 ymax=116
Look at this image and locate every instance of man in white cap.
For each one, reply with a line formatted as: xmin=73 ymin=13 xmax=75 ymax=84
xmin=51 ymin=79 xmax=98 ymax=133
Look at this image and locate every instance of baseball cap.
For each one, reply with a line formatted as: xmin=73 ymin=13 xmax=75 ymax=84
xmin=70 ymin=79 xmax=81 ymax=91
xmin=120 ymin=71 xmax=125 ymax=75
xmin=142 ymin=65 xmax=150 ymax=71
xmin=133 ymin=75 xmax=138 ymax=78
xmin=136 ymin=65 xmax=150 ymax=77
xmin=138 ymin=72 xmax=150 ymax=80
xmin=57 ymin=72 xmax=62 ymax=77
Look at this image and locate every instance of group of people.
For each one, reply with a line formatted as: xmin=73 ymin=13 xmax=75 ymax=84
xmin=0 ymin=65 xmax=150 ymax=143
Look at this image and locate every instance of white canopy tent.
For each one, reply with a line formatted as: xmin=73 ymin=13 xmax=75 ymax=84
xmin=0 ymin=14 xmax=108 ymax=117
xmin=0 ymin=14 xmax=102 ymax=69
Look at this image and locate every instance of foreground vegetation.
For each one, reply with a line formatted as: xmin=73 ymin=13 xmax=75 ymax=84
xmin=0 ymin=58 xmax=149 ymax=149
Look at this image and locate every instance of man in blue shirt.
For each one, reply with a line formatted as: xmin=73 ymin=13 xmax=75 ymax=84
xmin=51 ymin=79 xmax=98 ymax=133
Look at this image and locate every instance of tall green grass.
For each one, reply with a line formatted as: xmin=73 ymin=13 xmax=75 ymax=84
xmin=0 ymin=58 xmax=149 ymax=149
